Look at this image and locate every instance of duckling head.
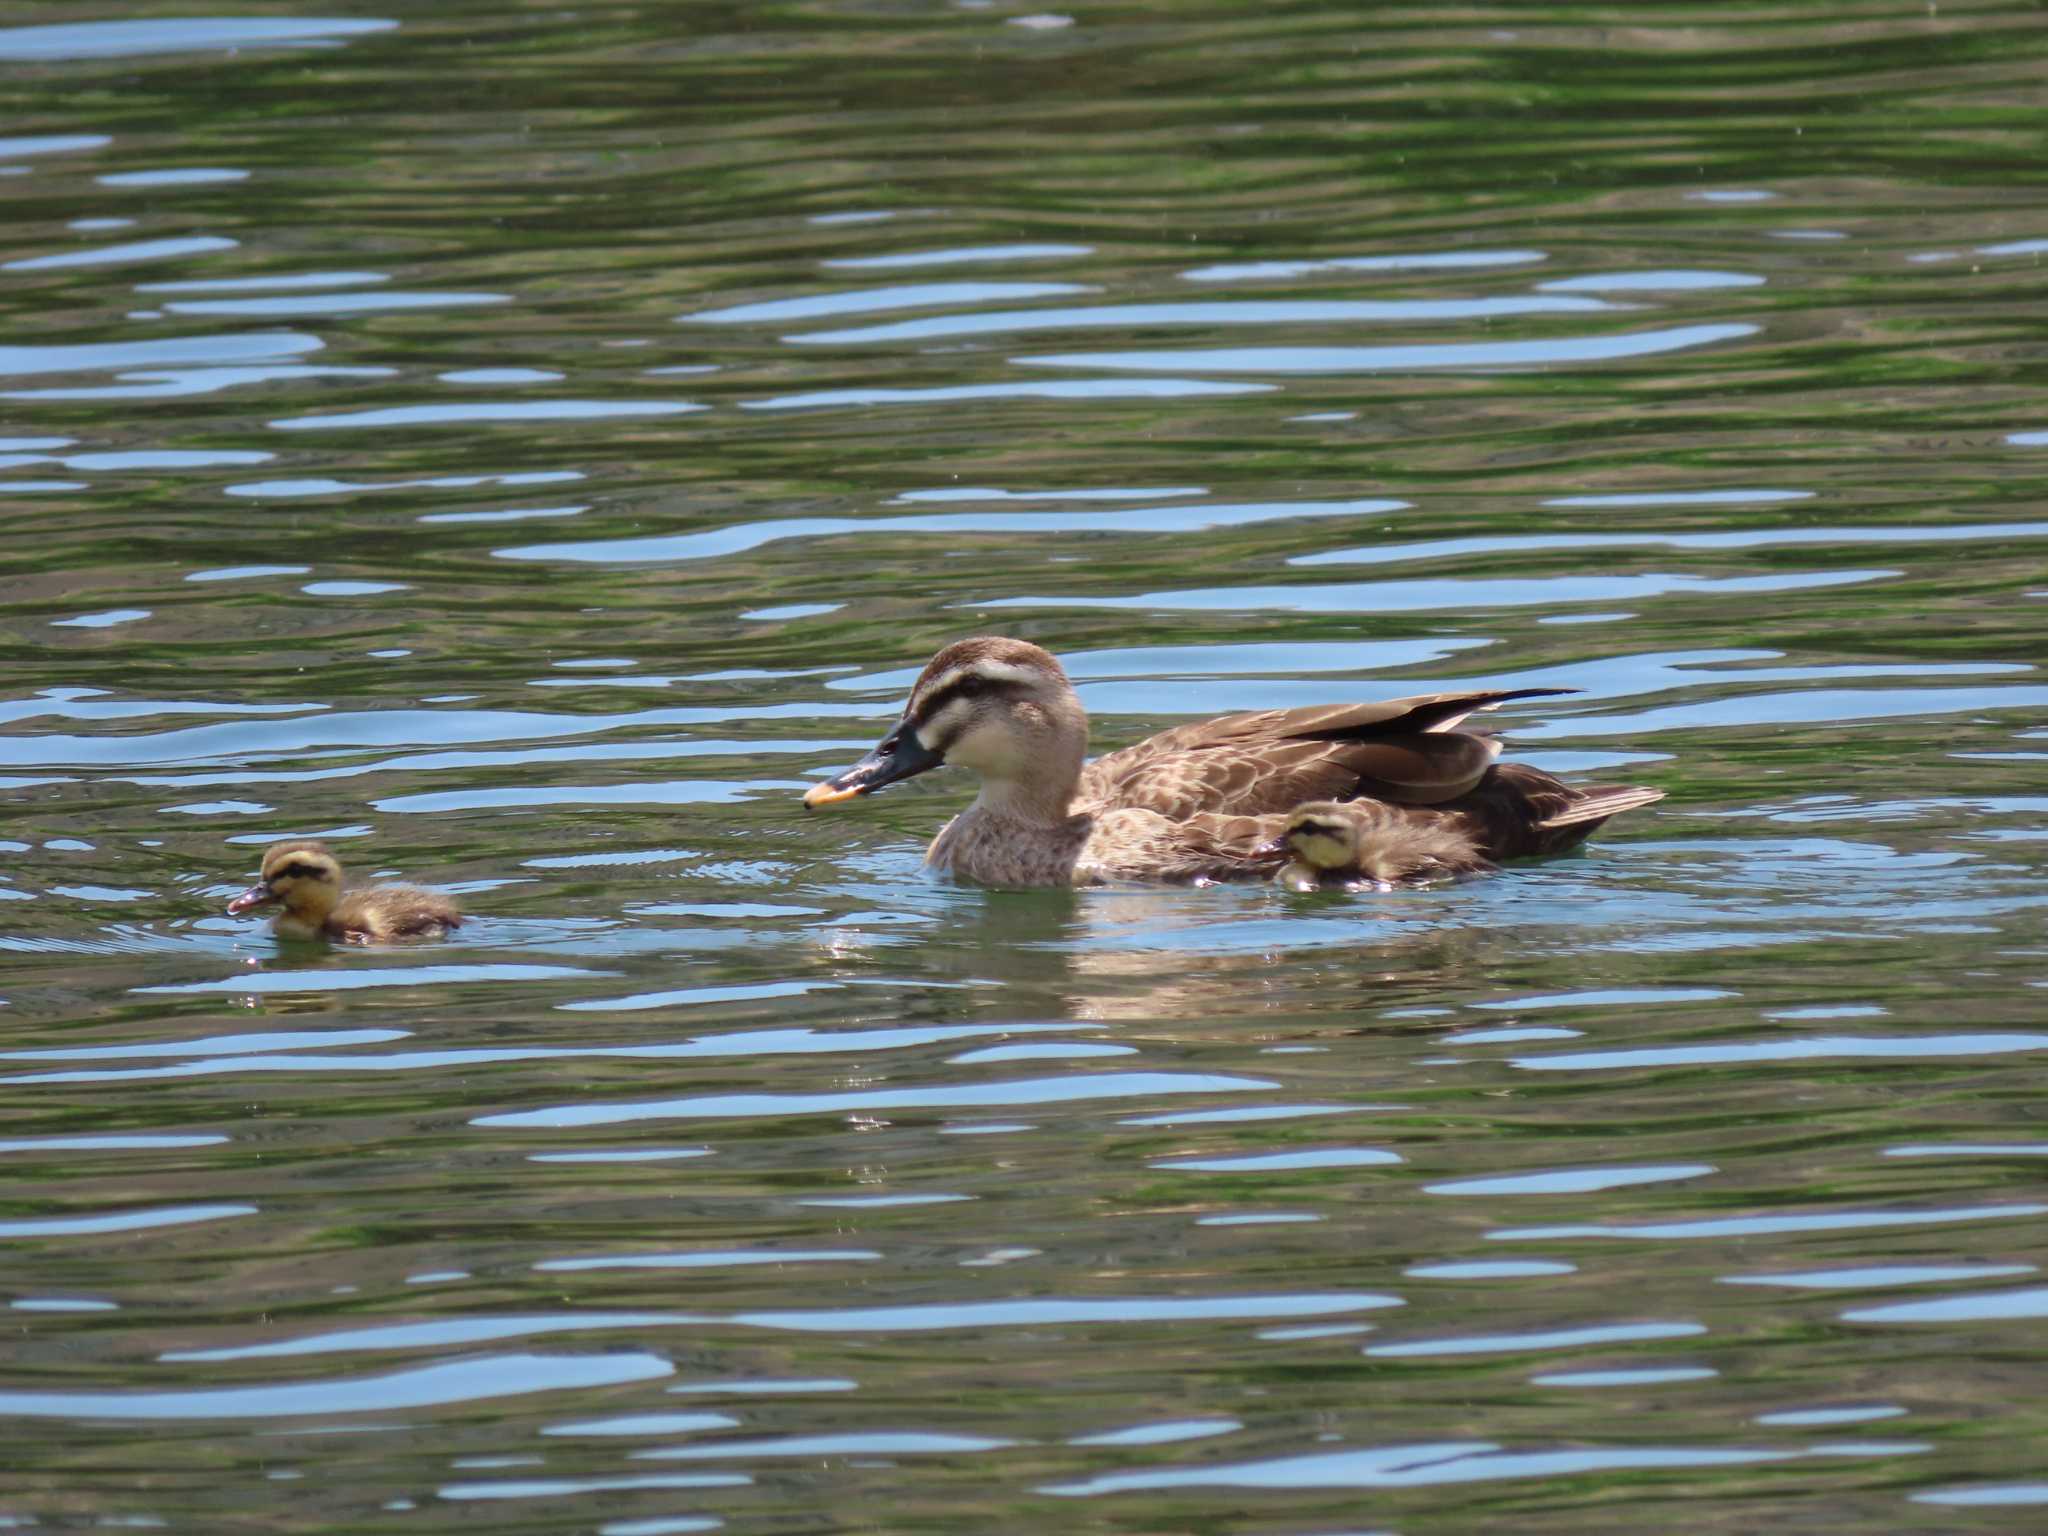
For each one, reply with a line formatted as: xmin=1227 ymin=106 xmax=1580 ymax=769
xmin=805 ymin=637 xmax=1087 ymax=818
xmin=227 ymin=840 xmax=344 ymax=932
xmin=1280 ymin=802 xmax=1361 ymax=874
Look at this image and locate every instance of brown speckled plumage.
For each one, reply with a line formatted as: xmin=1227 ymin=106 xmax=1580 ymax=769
xmin=805 ymin=637 xmax=1662 ymax=888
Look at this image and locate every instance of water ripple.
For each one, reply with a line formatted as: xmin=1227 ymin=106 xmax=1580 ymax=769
xmin=1016 ymin=322 xmax=1758 ymax=374
xmin=0 ymin=1133 xmax=227 ymax=1152
xmin=0 ymin=1351 xmax=668 ymax=1420
xmin=476 ymin=1071 xmax=1279 ymax=1129
xmin=271 ymin=400 xmax=706 ymax=431
xmin=744 ymin=378 xmax=1270 ymax=411
xmin=498 ymin=497 xmax=1406 ymax=565
xmin=1532 ymin=1367 xmax=1718 ymax=1387
xmin=2 ymin=1023 xmax=1082 ymax=1085
xmin=139 ymin=271 xmax=388 ymax=293
xmin=539 ymin=1250 xmax=879 ymax=1273
xmin=983 ymin=567 xmax=1889 ymax=615
xmin=792 ymin=295 xmax=1609 ymax=345
xmin=1152 ymin=1148 xmax=1400 ymax=1172
xmin=1294 ymin=522 xmax=2048 ymax=567
xmin=1043 ymin=1440 xmax=1800 ymax=1495
xmin=689 ymin=281 xmax=1088 ymax=324
xmin=825 ymin=243 xmax=1092 ymax=269
xmin=1366 ymin=1321 xmax=1705 ymax=1357
xmin=4 ymin=1027 xmax=408 ymax=1060
xmin=1182 ymin=249 xmax=1546 ymax=282
xmin=7 ymin=235 xmax=239 ymax=272
xmin=0 ymin=1203 xmax=254 ymax=1238
xmin=1723 ymin=1265 xmax=2035 ymax=1290
xmin=1425 ymin=1164 xmax=1714 ymax=1196
xmin=730 ymin=1292 xmax=1395 ymax=1333
xmin=134 ymin=965 xmax=603 ymax=996
xmin=1844 ymin=1285 xmax=2048 ymax=1325
xmin=1516 ymin=1033 xmax=2048 ymax=1072
xmin=0 ymin=17 xmax=396 ymax=62
xmin=164 ymin=292 xmax=509 ymax=317
xmin=0 ymin=133 xmax=110 ymax=158
xmin=1755 ymin=1406 xmax=1905 ymax=1427
xmin=439 ymin=1472 xmax=746 ymax=1499
xmin=1073 ymin=1418 xmax=1241 ymax=1446
xmin=99 ymin=167 xmax=248 ymax=187
xmin=1538 ymin=269 xmax=1763 ymax=292
xmin=163 ymin=1313 xmax=694 ymax=1361
xmin=542 ymin=1412 xmax=738 ymax=1436
xmin=1913 ymin=1483 xmax=2048 ymax=1506
xmin=0 ymin=331 xmax=320 ymax=378
xmin=1491 ymin=1203 xmax=2046 ymax=1243
xmin=640 ymin=1431 xmax=1008 ymax=1459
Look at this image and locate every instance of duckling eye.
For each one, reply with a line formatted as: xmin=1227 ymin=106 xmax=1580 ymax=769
xmin=272 ymin=861 xmax=324 ymax=883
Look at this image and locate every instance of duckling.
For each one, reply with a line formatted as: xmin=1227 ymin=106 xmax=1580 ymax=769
xmin=802 ymin=636 xmax=1662 ymax=887
xmin=225 ymin=839 xmax=461 ymax=943
xmin=1266 ymin=800 xmax=1497 ymax=892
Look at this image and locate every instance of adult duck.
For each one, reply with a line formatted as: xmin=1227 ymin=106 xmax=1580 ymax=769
xmin=802 ymin=636 xmax=1660 ymax=887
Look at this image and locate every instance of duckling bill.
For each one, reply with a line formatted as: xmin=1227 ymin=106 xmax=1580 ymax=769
xmin=227 ymin=839 xmax=462 ymax=943
xmin=804 ymin=635 xmax=1663 ymax=888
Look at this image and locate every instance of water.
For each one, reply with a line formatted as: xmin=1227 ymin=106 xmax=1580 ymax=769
xmin=3 ymin=4 xmax=2047 ymax=1530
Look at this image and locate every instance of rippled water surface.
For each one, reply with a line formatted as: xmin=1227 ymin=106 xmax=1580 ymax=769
xmin=5 ymin=4 xmax=2048 ymax=1531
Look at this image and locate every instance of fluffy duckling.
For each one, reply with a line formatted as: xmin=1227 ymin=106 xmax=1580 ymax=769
xmin=1266 ymin=800 xmax=1497 ymax=892
xmin=226 ymin=839 xmax=462 ymax=944
xmin=803 ymin=636 xmax=1663 ymax=887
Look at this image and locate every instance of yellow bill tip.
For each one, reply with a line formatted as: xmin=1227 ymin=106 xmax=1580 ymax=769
xmin=802 ymin=780 xmax=865 ymax=809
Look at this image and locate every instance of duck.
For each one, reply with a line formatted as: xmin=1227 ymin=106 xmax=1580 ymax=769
xmin=1265 ymin=800 xmax=1497 ymax=892
xmin=801 ymin=636 xmax=1662 ymax=888
xmin=225 ymin=839 xmax=462 ymax=943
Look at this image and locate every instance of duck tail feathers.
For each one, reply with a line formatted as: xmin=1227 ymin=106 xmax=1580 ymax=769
xmin=1412 ymin=686 xmax=1577 ymax=734
xmin=1537 ymin=784 xmax=1665 ymax=830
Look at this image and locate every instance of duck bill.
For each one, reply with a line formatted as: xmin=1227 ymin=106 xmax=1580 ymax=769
xmin=803 ymin=725 xmax=944 ymax=809
xmin=226 ymin=883 xmax=277 ymax=916
xmin=1250 ymin=835 xmax=1290 ymax=861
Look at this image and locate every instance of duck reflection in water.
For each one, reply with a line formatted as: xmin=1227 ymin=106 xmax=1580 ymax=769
xmin=804 ymin=636 xmax=1661 ymax=889
xmin=863 ymin=878 xmax=1491 ymax=1027
xmin=226 ymin=839 xmax=462 ymax=944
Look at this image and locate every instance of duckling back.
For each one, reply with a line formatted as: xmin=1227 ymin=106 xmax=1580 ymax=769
xmin=327 ymin=884 xmax=462 ymax=943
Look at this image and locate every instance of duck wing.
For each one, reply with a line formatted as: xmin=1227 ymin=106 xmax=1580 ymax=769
xmin=1077 ymin=808 xmax=1290 ymax=885
xmin=1080 ymin=688 xmax=1572 ymax=819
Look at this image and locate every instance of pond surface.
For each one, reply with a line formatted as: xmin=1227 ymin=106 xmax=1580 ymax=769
xmin=4 ymin=4 xmax=2048 ymax=1531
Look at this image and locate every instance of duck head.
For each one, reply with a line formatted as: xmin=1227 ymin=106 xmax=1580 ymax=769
xmin=804 ymin=637 xmax=1088 ymax=820
xmin=228 ymin=839 xmax=344 ymax=929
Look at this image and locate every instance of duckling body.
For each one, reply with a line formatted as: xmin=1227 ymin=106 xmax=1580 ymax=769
xmin=226 ymin=839 xmax=461 ymax=943
xmin=1270 ymin=800 xmax=1497 ymax=892
xmin=804 ymin=637 xmax=1662 ymax=888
